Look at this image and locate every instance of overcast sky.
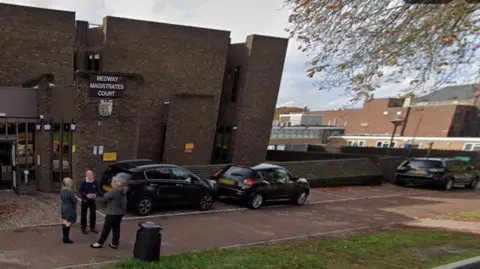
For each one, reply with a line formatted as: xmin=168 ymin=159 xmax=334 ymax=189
xmin=0 ymin=0 xmax=456 ymax=110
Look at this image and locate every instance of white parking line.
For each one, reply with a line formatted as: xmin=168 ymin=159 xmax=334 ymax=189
xmin=121 ymin=190 xmax=433 ymax=221
xmin=76 ymin=197 xmax=106 ymax=217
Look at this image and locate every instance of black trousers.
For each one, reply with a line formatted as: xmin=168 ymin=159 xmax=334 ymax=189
xmin=80 ymin=199 xmax=96 ymax=230
xmin=97 ymin=214 xmax=124 ymax=246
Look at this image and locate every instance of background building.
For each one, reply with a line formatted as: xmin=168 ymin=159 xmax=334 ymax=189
xmin=0 ymin=3 xmax=288 ymax=191
xmin=268 ymin=113 xmax=344 ymax=150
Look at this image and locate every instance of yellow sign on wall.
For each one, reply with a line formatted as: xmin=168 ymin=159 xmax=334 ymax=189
xmin=184 ymin=143 xmax=194 ymax=153
xmin=72 ymin=145 xmax=76 ymax=153
xmin=103 ymin=152 xmax=117 ymax=161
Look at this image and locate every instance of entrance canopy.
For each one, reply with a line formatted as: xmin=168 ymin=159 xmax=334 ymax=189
xmin=0 ymin=87 xmax=37 ymax=118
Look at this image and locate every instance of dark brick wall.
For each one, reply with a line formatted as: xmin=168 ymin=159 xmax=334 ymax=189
xmin=163 ymin=94 xmax=218 ymax=165
xmin=100 ymin=16 xmax=230 ymax=163
xmin=230 ymin=35 xmax=288 ymax=164
xmin=36 ymin=80 xmax=53 ymax=192
xmin=0 ymin=3 xmax=75 ymax=86
xmin=71 ymin=72 xmax=144 ymax=188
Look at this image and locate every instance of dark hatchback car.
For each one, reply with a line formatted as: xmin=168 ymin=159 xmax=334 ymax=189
xmin=100 ymin=161 xmax=218 ymax=216
xmin=211 ymin=163 xmax=310 ymax=209
xmin=394 ymin=158 xmax=479 ymax=190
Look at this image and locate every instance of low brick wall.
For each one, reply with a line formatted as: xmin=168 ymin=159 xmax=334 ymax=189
xmin=185 ymin=158 xmax=384 ymax=188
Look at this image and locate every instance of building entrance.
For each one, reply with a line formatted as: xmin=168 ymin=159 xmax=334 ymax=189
xmin=0 ymin=141 xmax=15 ymax=190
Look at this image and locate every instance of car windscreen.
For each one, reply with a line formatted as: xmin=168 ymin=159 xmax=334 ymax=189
xmin=221 ymin=166 xmax=256 ymax=180
xmin=406 ymin=160 xmax=443 ymax=169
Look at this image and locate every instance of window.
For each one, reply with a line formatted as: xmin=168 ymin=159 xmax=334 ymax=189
xmin=276 ymin=144 xmax=286 ymax=150
xmin=87 ymin=54 xmax=100 ymax=71
xmin=171 ymin=168 xmax=191 ymax=181
xmin=272 ymin=169 xmax=292 ymax=183
xmin=347 ymin=140 xmax=365 ymax=147
xmin=406 ymin=160 xmax=443 ymax=169
xmin=267 ymin=145 xmax=275 ymax=150
xmin=144 ymin=168 xmax=171 ymax=180
xmin=463 ymin=143 xmax=480 ymax=151
xmin=376 ymin=141 xmax=396 ymax=148
xmin=231 ymin=66 xmax=240 ymax=102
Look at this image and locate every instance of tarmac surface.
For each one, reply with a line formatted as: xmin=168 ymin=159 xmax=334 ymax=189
xmin=0 ymin=184 xmax=478 ymax=269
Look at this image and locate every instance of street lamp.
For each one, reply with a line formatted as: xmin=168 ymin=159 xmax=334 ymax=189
xmin=386 ymin=117 xmax=404 ymax=156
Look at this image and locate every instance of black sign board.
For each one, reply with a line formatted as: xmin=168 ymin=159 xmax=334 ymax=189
xmin=88 ymin=75 xmax=125 ymax=98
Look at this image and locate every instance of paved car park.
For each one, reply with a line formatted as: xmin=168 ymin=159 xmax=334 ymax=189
xmin=0 ymin=184 xmax=478 ymax=269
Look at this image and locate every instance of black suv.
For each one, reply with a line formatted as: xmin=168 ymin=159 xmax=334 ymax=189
xmin=100 ymin=161 xmax=218 ymax=216
xmin=394 ymin=158 xmax=479 ymax=190
xmin=211 ymin=163 xmax=310 ymax=209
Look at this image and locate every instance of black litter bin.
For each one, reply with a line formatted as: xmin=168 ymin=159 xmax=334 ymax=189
xmin=133 ymin=222 xmax=163 ymax=261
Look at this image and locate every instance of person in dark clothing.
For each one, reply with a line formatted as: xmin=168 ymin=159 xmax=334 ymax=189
xmin=91 ymin=175 xmax=127 ymax=249
xmin=60 ymin=177 xmax=77 ymax=244
xmin=79 ymin=170 xmax=99 ymax=234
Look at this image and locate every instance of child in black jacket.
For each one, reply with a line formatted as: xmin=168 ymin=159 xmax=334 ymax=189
xmin=79 ymin=170 xmax=99 ymax=234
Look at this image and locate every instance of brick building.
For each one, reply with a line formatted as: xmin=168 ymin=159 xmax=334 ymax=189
xmin=0 ymin=3 xmax=288 ymax=191
xmin=318 ymin=84 xmax=480 ymax=150
xmin=315 ymin=84 xmax=479 ymax=138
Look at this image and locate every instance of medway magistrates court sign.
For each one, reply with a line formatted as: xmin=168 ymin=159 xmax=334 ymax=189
xmin=89 ymin=75 xmax=125 ymax=98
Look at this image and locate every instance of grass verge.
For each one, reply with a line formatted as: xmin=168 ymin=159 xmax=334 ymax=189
xmin=107 ymin=229 xmax=480 ymax=269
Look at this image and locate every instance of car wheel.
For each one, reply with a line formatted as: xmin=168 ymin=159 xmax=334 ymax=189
xmin=247 ymin=192 xmax=264 ymax=210
xmin=444 ymin=178 xmax=454 ymax=191
xmin=292 ymin=190 xmax=309 ymax=206
xmin=135 ymin=196 xmax=153 ymax=216
xmin=466 ymin=178 xmax=478 ymax=190
xmin=198 ymin=194 xmax=214 ymax=211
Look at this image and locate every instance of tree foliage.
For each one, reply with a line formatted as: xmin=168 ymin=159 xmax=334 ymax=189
xmin=285 ymin=0 xmax=480 ymax=102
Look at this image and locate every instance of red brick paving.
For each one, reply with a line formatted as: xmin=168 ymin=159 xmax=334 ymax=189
xmin=0 ymin=185 xmax=477 ymax=269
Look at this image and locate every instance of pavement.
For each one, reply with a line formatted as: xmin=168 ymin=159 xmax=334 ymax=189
xmin=0 ymin=184 xmax=478 ymax=269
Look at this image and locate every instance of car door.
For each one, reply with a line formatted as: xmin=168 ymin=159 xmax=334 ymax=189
xmin=271 ymin=168 xmax=296 ymax=199
xmin=170 ymin=167 xmax=202 ymax=203
xmin=257 ymin=169 xmax=283 ymax=199
xmin=143 ymin=168 xmax=182 ymax=205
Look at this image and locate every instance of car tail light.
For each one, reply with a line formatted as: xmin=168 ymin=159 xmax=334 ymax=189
xmin=432 ymin=176 xmax=442 ymax=180
xmin=243 ymin=178 xmax=255 ymax=185
xmin=123 ymin=181 xmax=137 ymax=187
xmin=211 ymin=171 xmax=221 ymax=179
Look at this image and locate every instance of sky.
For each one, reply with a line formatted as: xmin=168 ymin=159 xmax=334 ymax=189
xmin=0 ymin=0 xmax=467 ymax=111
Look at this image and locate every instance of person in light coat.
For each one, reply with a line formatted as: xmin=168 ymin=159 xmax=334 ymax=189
xmin=91 ymin=175 xmax=127 ymax=249
xmin=60 ymin=177 xmax=77 ymax=244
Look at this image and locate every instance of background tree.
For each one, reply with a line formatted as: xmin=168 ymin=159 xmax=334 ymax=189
xmin=285 ymin=0 xmax=480 ymax=102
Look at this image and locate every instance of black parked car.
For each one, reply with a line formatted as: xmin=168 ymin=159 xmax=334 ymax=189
xmin=100 ymin=161 xmax=218 ymax=216
xmin=211 ymin=163 xmax=310 ymax=209
xmin=393 ymin=158 xmax=479 ymax=190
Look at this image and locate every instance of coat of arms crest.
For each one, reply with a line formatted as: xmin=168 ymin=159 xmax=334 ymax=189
xmin=99 ymin=100 xmax=113 ymax=116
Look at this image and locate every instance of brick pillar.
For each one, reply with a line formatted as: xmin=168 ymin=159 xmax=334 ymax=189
xmin=36 ymin=80 xmax=53 ymax=192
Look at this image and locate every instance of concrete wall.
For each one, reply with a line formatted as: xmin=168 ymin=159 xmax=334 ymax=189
xmin=185 ymin=158 xmax=383 ymax=188
xmin=266 ymin=150 xmax=403 ymax=182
